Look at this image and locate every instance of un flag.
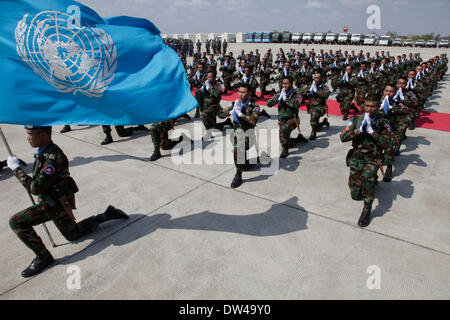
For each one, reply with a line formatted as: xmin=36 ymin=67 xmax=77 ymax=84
xmin=0 ymin=0 xmax=198 ymax=125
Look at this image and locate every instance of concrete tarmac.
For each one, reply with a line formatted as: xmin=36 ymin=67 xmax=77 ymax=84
xmin=0 ymin=43 xmax=449 ymax=299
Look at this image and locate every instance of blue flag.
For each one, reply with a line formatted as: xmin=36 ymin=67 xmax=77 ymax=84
xmin=0 ymin=0 xmax=198 ymax=126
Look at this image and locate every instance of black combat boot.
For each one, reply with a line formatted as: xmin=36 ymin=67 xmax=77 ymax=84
xmin=383 ymin=165 xmax=393 ymax=182
xmin=134 ymin=125 xmax=149 ymax=132
xmin=321 ymin=118 xmax=330 ymax=128
xmin=60 ymin=125 xmax=71 ymax=133
xmin=343 ymin=112 xmax=349 ymax=121
xmin=100 ymin=133 xmax=113 ymax=145
xmin=309 ymin=130 xmax=317 ymax=141
xmin=280 ymin=145 xmax=289 ymax=159
xmin=230 ymin=170 xmax=243 ymax=188
xmin=259 ymin=109 xmax=271 ymax=119
xmin=22 ymin=250 xmax=55 ymax=278
xmin=0 ymin=160 xmax=6 ymax=171
xmin=358 ymin=202 xmax=372 ymax=228
xmin=95 ymin=205 xmax=129 ymax=224
xmin=296 ymin=134 xmax=309 ymax=144
xmin=149 ymin=148 xmax=162 ymax=161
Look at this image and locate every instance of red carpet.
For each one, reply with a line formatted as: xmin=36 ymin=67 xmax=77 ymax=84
xmin=191 ymin=89 xmax=450 ymax=132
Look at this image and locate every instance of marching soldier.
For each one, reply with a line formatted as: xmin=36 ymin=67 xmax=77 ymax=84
xmin=294 ymin=60 xmax=314 ymax=93
xmin=219 ymin=55 xmax=236 ymax=94
xmin=336 ymin=65 xmax=359 ymax=120
xmin=223 ymin=84 xmax=261 ymax=189
xmin=394 ymin=76 xmax=419 ymax=151
xmin=300 ymin=73 xmax=330 ymax=140
xmin=355 ymin=61 xmax=370 ymax=107
xmin=340 ymin=95 xmax=394 ymax=228
xmin=194 ymin=71 xmax=233 ymax=132
xmin=267 ymin=75 xmax=308 ymax=159
xmin=7 ymin=126 xmax=129 ymax=277
xmin=258 ymin=58 xmax=276 ymax=98
xmin=329 ymin=56 xmax=343 ymax=92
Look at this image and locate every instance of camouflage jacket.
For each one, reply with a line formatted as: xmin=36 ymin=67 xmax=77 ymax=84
xmin=232 ymin=75 xmax=259 ymax=90
xmin=267 ymin=89 xmax=300 ymax=122
xmin=224 ymin=101 xmax=260 ymax=131
xmin=195 ymin=83 xmax=222 ymax=110
xmin=340 ymin=114 xmax=392 ymax=161
xmin=336 ymin=74 xmax=359 ymax=93
xmin=15 ymin=141 xmax=77 ymax=207
xmin=294 ymin=67 xmax=314 ymax=85
xmin=394 ymin=89 xmax=419 ymax=114
xmin=301 ymin=82 xmax=330 ymax=108
xmin=219 ymin=63 xmax=236 ymax=79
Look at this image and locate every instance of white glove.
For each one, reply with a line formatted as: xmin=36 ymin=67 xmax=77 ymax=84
xmin=205 ymin=80 xmax=212 ymax=90
xmin=232 ymin=99 xmax=243 ymax=117
xmin=310 ymin=81 xmax=317 ymax=94
xmin=242 ymin=74 xmax=248 ymax=83
xmin=360 ymin=113 xmax=374 ymax=134
xmin=279 ymin=88 xmax=287 ymax=102
xmin=7 ymin=155 xmax=20 ymax=171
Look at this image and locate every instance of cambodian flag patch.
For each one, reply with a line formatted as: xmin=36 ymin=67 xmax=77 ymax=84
xmin=44 ymin=165 xmax=55 ymax=175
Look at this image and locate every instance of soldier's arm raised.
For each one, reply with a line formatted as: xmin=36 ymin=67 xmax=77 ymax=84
xmin=266 ymin=95 xmax=279 ymax=107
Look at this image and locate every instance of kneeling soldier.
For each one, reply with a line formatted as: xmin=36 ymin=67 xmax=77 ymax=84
xmin=7 ymin=126 xmax=129 ymax=278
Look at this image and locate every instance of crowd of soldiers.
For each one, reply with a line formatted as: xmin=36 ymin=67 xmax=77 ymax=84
xmin=2 ymin=43 xmax=448 ymax=278
xmin=164 ymin=38 xmax=195 ymax=57
xmin=175 ymin=45 xmax=448 ymax=227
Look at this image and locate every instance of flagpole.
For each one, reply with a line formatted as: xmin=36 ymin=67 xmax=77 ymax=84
xmin=0 ymin=127 xmax=56 ymax=247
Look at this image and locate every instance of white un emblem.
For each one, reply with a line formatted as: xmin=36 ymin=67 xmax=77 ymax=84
xmin=15 ymin=10 xmax=117 ymax=98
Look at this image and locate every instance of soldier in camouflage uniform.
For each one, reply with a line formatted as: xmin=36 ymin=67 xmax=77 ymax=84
xmin=221 ymin=84 xmax=261 ymax=189
xmin=378 ymin=84 xmax=401 ymax=182
xmin=294 ymin=60 xmax=314 ymax=102
xmin=329 ymin=56 xmax=343 ymax=92
xmin=336 ymin=65 xmax=359 ymax=120
xmin=7 ymin=126 xmax=128 ymax=277
xmin=258 ymin=58 xmax=276 ymax=98
xmin=219 ymin=55 xmax=236 ymax=94
xmin=340 ymin=96 xmax=394 ymax=228
xmin=394 ymin=77 xmax=419 ymax=149
xmin=195 ymin=71 xmax=233 ymax=132
xmin=355 ymin=62 xmax=370 ymax=107
xmin=267 ymin=75 xmax=308 ymax=159
xmin=276 ymin=61 xmax=294 ymax=92
xmin=300 ymin=73 xmax=330 ymax=140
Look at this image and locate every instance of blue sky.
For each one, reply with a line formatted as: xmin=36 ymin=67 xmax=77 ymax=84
xmin=80 ymin=0 xmax=450 ymax=36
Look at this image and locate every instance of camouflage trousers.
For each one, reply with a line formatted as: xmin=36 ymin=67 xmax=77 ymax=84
xmin=337 ymin=92 xmax=355 ymax=114
xmin=201 ymin=105 xmax=227 ymax=130
xmin=355 ymin=86 xmax=368 ymax=107
xmin=330 ymin=77 xmax=340 ymax=91
xmin=9 ymin=201 xmax=100 ymax=255
xmin=279 ymin=117 xmax=298 ymax=147
xmin=397 ymin=114 xmax=411 ymax=142
xmin=222 ymin=76 xmax=232 ymax=92
xmin=348 ymin=158 xmax=379 ymax=205
xmin=233 ymin=127 xmax=256 ymax=171
xmin=260 ymin=79 xmax=270 ymax=96
xmin=310 ymin=105 xmax=327 ymax=131
xmin=150 ymin=121 xmax=174 ymax=150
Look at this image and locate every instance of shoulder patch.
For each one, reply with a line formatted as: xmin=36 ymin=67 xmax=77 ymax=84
xmin=254 ymin=106 xmax=261 ymax=112
xmin=43 ymin=165 xmax=55 ymax=175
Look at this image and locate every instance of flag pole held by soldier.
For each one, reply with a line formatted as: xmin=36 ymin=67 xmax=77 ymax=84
xmin=0 ymin=126 xmax=57 ymax=247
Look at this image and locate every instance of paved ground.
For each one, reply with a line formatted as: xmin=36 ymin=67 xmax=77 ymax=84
xmin=0 ymin=44 xmax=449 ymax=299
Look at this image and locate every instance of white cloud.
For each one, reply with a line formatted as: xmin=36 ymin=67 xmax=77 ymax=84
xmin=306 ymin=0 xmax=331 ymax=9
xmin=339 ymin=0 xmax=377 ymax=7
xmin=172 ymin=0 xmax=212 ymax=8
